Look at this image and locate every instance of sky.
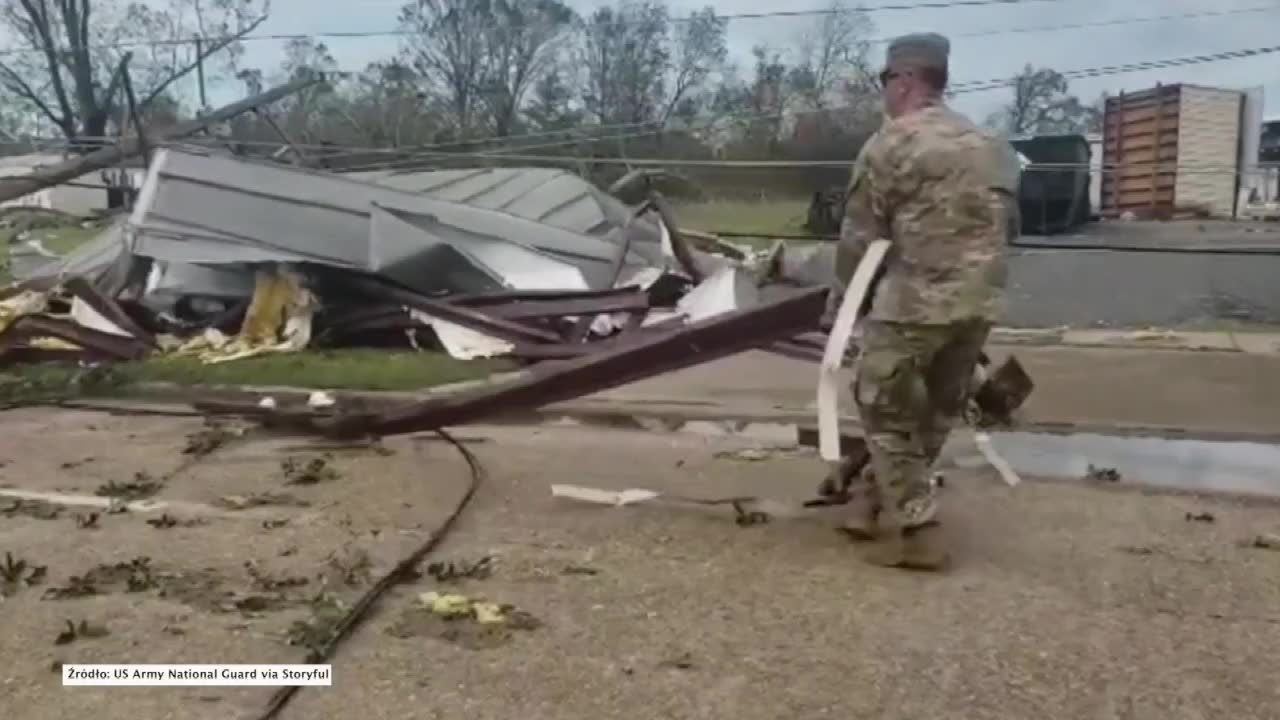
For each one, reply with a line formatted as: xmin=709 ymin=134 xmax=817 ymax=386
xmin=202 ymin=0 xmax=1280 ymax=125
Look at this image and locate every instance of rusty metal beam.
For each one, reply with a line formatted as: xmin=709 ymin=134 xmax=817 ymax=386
xmin=346 ymin=275 xmax=562 ymax=345
xmin=322 ymin=287 xmax=827 ymax=438
xmin=5 ymin=315 xmax=149 ymax=360
xmin=480 ymin=291 xmax=649 ymax=321
xmin=447 ymin=286 xmax=645 ymax=307
xmin=63 ymin=276 xmax=156 ymax=348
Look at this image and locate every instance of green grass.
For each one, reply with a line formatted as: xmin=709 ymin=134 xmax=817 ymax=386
xmin=37 ymin=225 xmax=102 ymax=254
xmin=0 ymin=219 xmax=105 ymax=284
xmin=125 ymin=350 xmax=515 ymax=391
xmin=671 ymin=199 xmax=811 ymax=240
xmin=0 ymin=350 xmax=516 ymax=403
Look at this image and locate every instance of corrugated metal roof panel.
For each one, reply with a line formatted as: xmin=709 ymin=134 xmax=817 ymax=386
xmin=348 ymin=166 xmax=641 ymax=240
xmin=127 ymin=149 xmax=653 ymax=292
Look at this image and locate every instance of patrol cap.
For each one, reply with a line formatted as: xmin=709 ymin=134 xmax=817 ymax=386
xmin=884 ymin=32 xmax=950 ymax=72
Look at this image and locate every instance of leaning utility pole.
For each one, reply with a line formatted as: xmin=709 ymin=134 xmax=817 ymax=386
xmin=0 ymin=75 xmax=324 ymax=206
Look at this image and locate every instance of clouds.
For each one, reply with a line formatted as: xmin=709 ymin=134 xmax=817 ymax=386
xmin=235 ymin=0 xmax=1277 ymax=125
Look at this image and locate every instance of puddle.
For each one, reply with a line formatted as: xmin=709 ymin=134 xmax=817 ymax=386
xmin=521 ymin=410 xmax=1280 ymax=498
xmin=960 ymin=431 xmax=1280 ymax=497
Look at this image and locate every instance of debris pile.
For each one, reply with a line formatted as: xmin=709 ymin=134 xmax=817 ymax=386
xmin=2 ymin=149 xmax=839 ymax=369
xmin=1 ymin=147 xmax=1034 ymax=440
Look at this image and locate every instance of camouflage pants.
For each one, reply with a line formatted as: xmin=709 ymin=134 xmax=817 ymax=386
xmin=852 ymin=318 xmax=991 ymax=526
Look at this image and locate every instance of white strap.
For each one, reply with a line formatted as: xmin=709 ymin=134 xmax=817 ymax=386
xmin=817 ymin=239 xmax=890 ymax=461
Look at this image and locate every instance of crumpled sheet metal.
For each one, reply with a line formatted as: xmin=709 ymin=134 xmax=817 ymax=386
xmin=128 ymin=149 xmax=637 ymax=292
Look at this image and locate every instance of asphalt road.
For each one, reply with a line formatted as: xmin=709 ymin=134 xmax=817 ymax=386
xmin=1003 ymin=246 xmax=1280 ymax=328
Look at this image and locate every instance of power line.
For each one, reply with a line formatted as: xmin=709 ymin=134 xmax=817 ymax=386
xmin=0 ymin=1 xmax=1264 ymax=159
xmin=867 ymin=3 xmax=1280 ymax=45
xmin=316 ymin=46 xmax=1280 ymax=172
xmin=20 ymin=38 xmax=1273 ymax=168
xmin=0 ymin=0 xmax=1085 ymax=57
xmin=259 ymin=3 xmax=1280 ymax=155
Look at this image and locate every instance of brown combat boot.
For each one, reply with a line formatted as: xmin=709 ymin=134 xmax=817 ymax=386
xmin=837 ymin=492 xmax=881 ymax=542
xmin=861 ymin=510 xmax=950 ymax=572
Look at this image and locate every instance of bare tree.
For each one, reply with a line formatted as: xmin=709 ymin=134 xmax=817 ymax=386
xmin=397 ymin=0 xmax=492 ymax=138
xmin=0 ymin=0 xmax=268 ymax=146
xmin=525 ymin=62 xmax=582 ymax=131
xmin=580 ymin=1 xmax=670 ymax=125
xmin=475 ymin=0 xmax=575 ymax=137
xmin=272 ymin=37 xmax=340 ymax=144
xmin=987 ymin=65 xmax=1101 ymax=137
xmin=788 ymin=0 xmax=874 ymax=111
xmin=336 ymin=62 xmax=440 ymax=147
xmin=660 ymin=6 xmax=726 ymax=125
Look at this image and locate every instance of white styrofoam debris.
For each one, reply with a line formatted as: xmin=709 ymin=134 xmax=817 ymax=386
xmin=674 ymin=266 xmax=759 ymax=323
xmin=307 ymin=391 xmax=336 ymax=409
xmin=409 ymin=309 xmax=514 ymax=360
xmin=551 ymin=484 xmax=662 ymax=507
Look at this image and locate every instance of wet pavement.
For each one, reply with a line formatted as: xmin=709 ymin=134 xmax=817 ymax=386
xmin=1004 ymin=247 xmax=1280 ymax=328
xmin=950 ymin=431 xmax=1280 ymax=499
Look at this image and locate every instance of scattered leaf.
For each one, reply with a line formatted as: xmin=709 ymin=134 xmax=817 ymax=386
xmin=323 ymin=548 xmax=373 ymax=588
xmin=1185 ymin=512 xmax=1216 ymax=524
xmin=1249 ymin=534 xmax=1280 ymax=551
xmin=55 ymin=619 xmax=109 ymax=645
xmin=147 ymin=514 xmax=178 ymax=529
xmin=245 ymin=561 xmax=309 ymax=592
xmin=285 ymin=593 xmax=349 ymax=654
xmin=658 ymin=652 xmax=695 ymax=670
xmin=562 ymin=566 xmax=599 ymax=576
xmin=1085 ymin=465 xmax=1122 ymax=483
xmin=281 ymin=456 xmax=341 ymax=486
xmin=2 ymin=498 xmax=62 ymax=520
xmin=75 ymin=513 xmax=100 ymax=529
xmin=426 ymin=556 xmax=494 ymax=583
xmin=214 ymin=493 xmax=310 ymax=511
xmin=0 ymin=552 xmax=46 ymax=596
xmin=43 ymin=575 xmax=98 ymax=600
xmin=183 ymin=420 xmax=241 ymax=458
xmin=95 ymin=473 xmax=163 ymax=501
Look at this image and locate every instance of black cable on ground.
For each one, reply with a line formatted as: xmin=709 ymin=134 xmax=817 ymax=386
xmin=253 ymin=428 xmax=485 ymax=720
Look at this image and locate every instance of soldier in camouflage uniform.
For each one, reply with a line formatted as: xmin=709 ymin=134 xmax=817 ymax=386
xmin=825 ymin=33 xmax=1020 ymax=570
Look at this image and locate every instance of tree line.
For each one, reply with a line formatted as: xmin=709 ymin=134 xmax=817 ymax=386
xmin=0 ymin=0 xmax=1103 ymax=164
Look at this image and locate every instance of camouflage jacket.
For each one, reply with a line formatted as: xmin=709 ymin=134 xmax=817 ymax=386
xmin=833 ymin=102 xmax=1021 ymax=325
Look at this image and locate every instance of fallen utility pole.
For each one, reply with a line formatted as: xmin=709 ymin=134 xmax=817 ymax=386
xmin=0 ymin=75 xmax=324 ymax=205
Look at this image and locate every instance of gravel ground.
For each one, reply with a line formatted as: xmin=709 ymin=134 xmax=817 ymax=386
xmin=1 ymin=408 xmax=1279 ymax=720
